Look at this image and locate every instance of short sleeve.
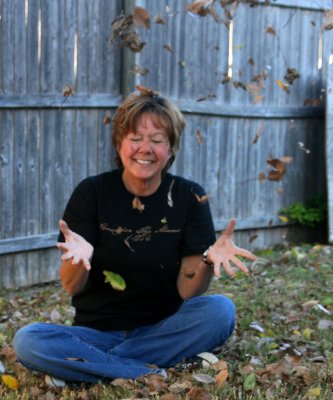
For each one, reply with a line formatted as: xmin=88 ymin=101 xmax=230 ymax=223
xmin=181 ymin=182 xmax=216 ymax=257
xmin=58 ymin=177 xmax=98 ymax=245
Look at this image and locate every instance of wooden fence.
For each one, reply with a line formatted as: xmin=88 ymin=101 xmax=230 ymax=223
xmin=0 ymin=0 xmax=332 ymax=288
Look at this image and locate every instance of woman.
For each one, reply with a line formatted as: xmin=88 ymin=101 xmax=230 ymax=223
xmin=14 ymin=88 xmax=256 ymax=384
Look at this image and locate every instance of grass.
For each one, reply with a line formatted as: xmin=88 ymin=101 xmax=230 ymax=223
xmin=0 ymin=243 xmax=332 ymax=399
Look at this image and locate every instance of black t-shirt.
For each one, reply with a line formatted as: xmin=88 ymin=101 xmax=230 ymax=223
xmin=59 ymin=170 xmax=216 ymax=330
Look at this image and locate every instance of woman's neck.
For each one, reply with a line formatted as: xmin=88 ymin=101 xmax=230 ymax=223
xmin=122 ymin=172 xmax=161 ymax=197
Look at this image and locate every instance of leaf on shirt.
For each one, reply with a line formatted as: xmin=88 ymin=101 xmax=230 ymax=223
xmin=103 ymin=271 xmax=126 ymax=291
xmin=132 ymin=196 xmax=145 ymax=212
xmin=194 ymin=193 xmax=209 ymax=203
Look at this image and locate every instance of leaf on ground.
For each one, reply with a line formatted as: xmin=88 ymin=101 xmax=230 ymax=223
xmin=243 ymin=372 xmax=256 ymax=391
xmin=257 ymin=354 xmax=301 ymax=378
xmin=103 ymin=271 xmax=126 ymax=291
xmin=317 ymin=319 xmax=333 ymax=330
xmin=111 ymin=378 xmax=135 ymax=389
xmin=168 ymin=380 xmax=193 ymax=393
xmin=215 ymin=365 xmax=228 ymax=388
xmin=142 ymin=373 xmax=168 ymax=392
xmin=187 ymin=386 xmax=212 ymax=400
xmin=192 ymin=373 xmax=215 ymax=384
xmin=1 ymin=374 xmax=19 ymax=390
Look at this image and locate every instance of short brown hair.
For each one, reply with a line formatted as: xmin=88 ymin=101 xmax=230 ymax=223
xmin=112 ymin=89 xmax=186 ymax=171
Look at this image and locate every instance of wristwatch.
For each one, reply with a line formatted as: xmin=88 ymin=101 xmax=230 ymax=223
xmin=202 ymin=248 xmax=214 ymax=267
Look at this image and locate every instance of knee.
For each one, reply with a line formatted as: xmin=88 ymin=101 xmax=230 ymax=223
xmin=203 ymin=295 xmax=236 ymax=336
xmin=14 ymin=323 xmax=45 ymax=361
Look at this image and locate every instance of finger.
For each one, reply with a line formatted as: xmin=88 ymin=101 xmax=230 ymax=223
xmin=61 ymin=252 xmax=73 ymax=261
xmin=57 ymin=242 xmax=69 ymax=251
xmin=59 ymin=219 xmax=72 ymax=239
xmin=224 ymin=218 xmax=236 ymax=236
xmin=82 ymin=259 xmax=91 ymax=271
xmin=231 ymin=256 xmax=249 ymax=275
xmin=72 ymin=254 xmax=81 ymax=265
xmin=235 ymin=247 xmax=257 ymax=261
xmin=222 ymin=259 xmax=236 ymax=278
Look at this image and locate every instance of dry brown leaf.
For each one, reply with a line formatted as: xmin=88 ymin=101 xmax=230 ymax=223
xmin=276 ymin=79 xmax=290 ymax=94
xmin=284 ymin=68 xmax=300 ymax=85
xmin=130 ymin=65 xmax=150 ymax=76
xmin=257 ymin=354 xmax=301 ymax=378
xmin=160 ymin=394 xmax=179 ymax=400
xmin=252 ymin=124 xmax=264 ymax=144
xmin=266 ymin=158 xmax=286 ymax=182
xmin=258 ymin=172 xmax=266 ymax=181
xmin=266 ymin=26 xmax=276 ymax=35
xmin=142 ymin=373 xmax=168 ymax=392
xmin=194 ymin=193 xmax=209 ymax=203
xmin=187 ymin=386 xmax=212 ymax=400
xmin=155 ymin=15 xmax=166 ymax=24
xmin=322 ymin=8 xmax=333 ymax=30
xmin=63 ymin=85 xmax=75 ymax=97
xmin=136 ymin=84 xmax=159 ymax=97
xmin=110 ymin=15 xmax=146 ymax=52
xmin=133 ymin=6 xmax=151 ymax=29
xmin=103 ymin=111 xmax=113 ymax=125
xmin=132 ymin=196 xmax=145 ymax=212
xmin=195 ymin=129 xmax=205 ymax=144
xmin=186 ymin=0 xmax=215 ymax=16
xmin=168 ymin=379 xmax=193 ymax=393
xmin=163 ymin=44 xmax=174 ymax=52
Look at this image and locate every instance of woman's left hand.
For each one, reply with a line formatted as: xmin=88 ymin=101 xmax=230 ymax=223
xmin=207 ymin=218 xmax=257 ymax=278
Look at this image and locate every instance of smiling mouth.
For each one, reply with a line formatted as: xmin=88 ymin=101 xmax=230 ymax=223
xmin=135 ymin=159 xmax=153 ymax=165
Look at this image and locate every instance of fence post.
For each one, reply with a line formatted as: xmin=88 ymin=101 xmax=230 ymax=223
xmin=326 ymin=62 xmax=333 ymax=242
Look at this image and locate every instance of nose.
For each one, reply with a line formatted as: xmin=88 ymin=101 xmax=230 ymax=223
xmin=138 ymin=138 xmax=153 ymax=152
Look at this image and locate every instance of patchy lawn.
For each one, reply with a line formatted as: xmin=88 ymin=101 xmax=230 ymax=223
xmin=0 ymin=243 xmax=332 ymax=399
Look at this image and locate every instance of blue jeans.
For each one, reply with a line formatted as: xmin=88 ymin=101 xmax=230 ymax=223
xmin=14 ymin=294 xmax=235 ymax=383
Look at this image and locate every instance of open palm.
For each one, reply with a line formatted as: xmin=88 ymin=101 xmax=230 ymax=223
xmin=208 ymin=219 xmax=257 ymax=277
xmin=57 ymin=220 xmax=94 ymax=271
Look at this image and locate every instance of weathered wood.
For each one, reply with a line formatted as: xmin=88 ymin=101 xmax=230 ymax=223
xmin=0 ymin=94 xmax=122 ymax=108
xmin=0 ymin=232 xmax=58 ymax=255
xmin=326 ymin=63 xmax=333 ymax=242
xmin=0 ymin=0 xmax=330 ymax=288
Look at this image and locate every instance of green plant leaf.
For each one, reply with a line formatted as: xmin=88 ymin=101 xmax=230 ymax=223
xmin=243 ymin=372 xmax=256 ymax=392
xmin=103 ymin=270 xmax=126 ymax=291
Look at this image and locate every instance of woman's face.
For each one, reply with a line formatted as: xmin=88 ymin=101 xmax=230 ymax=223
xmin=118 ymin=113 xmax=172 ymax=187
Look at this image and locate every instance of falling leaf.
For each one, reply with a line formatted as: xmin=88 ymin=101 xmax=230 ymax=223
xmin=276 ymin=79 xmax=290 ymax=93
xmin=196 ymin=93 xmax=216 ymax=102
xmin=298 ymin=141 xmax=311 ymax=154
xmin=167 ymin=180 xmax=175 ymax=207
xmin=103 ymin=270 xmax=126 ymax=291
xmin=194 ymin=193 xmax=209 ymax=203
xmin=252 ymin=124 xmax=264 ymax=144
xmin=322 ymin=8 xmax=333 ymax=30
xmin=248 ymin=234 xmax=258 ymax=243
xmin=110 ymin=15 xmax=146 ymax=52
xmin=133 ymin=6 xmax=151 ymax=29
xmin=103 ymin=111 xmax=113 ymax=125
xmin=279 ymin=215 xmax=289 ymax=223
xmin=154 ymin=15 xmax=166 ymax=24
xmin=163 ymin=44 xmax=174 ymax=52
xmin=63 ymin=85 xmax=75 ymax=98
xmin=130 ymin=65 xmax=150 ymax=76
xmin=284 ymin=68 xmax=300 ymax=85
xmin=185 ymin=0 xmax=222 ymax=22
xmin=243 ymin=372 xmax=256 ymax=391
xmin=266 ymin=26 xmax=276 ymax=35
xmin=233 ymin=81 xmax=247 ymax=90
xmin=136 ymin=84 xmax=159 ymax=97
xmin=195 ymin=129 xmax=205 ymax=144
xmin=1 ymin=374 xmax=19 ymax=390
xmin=266 ymin=158 xmax=286 ymax=181
xmin=132 ymin=196 xmax=145 ymax=212
xmin=192 ymin=373 xmax=215 ymax=384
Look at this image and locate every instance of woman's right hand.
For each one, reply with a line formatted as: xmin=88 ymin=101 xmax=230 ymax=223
xmin=57 ymin=219 xmax=94 ymax=271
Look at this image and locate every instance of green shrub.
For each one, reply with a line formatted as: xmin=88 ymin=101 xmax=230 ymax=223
xmin=280 ymin=196 xmax=327 ymax=228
